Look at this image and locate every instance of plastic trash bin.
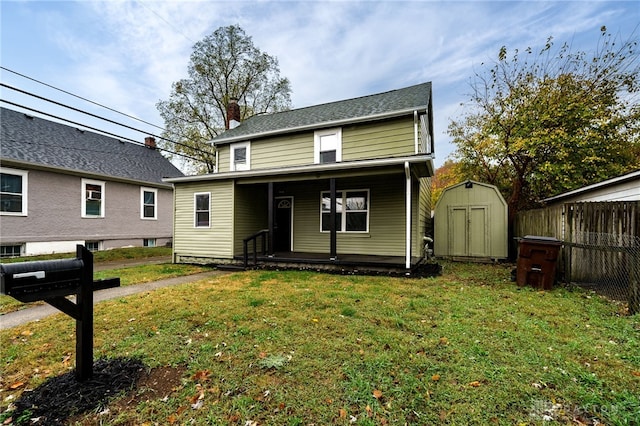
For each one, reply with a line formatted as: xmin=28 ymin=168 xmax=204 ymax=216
xmin=516 ymin=236 xmax=562 ymax=290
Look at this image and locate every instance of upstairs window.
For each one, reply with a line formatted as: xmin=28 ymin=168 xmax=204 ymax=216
xmin=320 ymin=189 xmax=369 ymax=233
xmin=314 ymin=128 xmax=342 ymax=164
xmin=0 ymin=168 xmax=28 ymax=216
xmin=230 ymin=142 xmax=251 ymax=171
xmin=82 ymin=179 xmax=105 ymax=218
xmin=194 ymin=192 xmax=211 ymax=228
xmin=141 ymin=187 xmax=157 ymax=220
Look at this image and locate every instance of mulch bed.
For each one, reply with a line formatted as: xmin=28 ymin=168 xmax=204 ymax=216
xmin=7 ymin=357 xmax=147 ymax=425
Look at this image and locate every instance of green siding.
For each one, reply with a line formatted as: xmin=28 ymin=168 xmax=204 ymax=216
xmin=415 ymin=177 xmax=432 ymax=255
xmin=233 ymin=184 xmax=269 ymax=255
xmin=173 ymin=180 xmax=235 ymax=261
xmin=343 ymin=118 xmax=415 ymax=161
xmin=215 ymin=117 xmax=416 ymax=173
xmin=282 ymin=175 xmax=407 ymax=256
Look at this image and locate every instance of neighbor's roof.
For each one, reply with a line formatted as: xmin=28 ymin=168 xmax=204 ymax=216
xmin=542 ymin=170 xmax=640 ymax=203
xmin=1 ymin=107 xmax=183 ymax=185
xmin=214 ymin=81 xmax=432 ymax=145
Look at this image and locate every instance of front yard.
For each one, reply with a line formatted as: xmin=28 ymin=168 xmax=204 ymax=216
xmin=1 ymin=262 xmax=638 ymax=425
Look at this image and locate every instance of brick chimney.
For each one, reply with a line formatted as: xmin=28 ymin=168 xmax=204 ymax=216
xmin=226 ymin=97 xmax=241 ymax=129
xmin=144 ymin=136 xmax=157 ymax=149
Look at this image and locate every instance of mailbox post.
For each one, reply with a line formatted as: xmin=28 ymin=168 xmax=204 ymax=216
xmin=0 ymin=245 xmax=120 ymax=381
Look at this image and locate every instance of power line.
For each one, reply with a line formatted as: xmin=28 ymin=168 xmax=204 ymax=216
xmin=0 ymin=100 xmax=205 ymax=164
xmin=0 ymin=82 xmax=214 ymax=158
xmin=1 ymin=66 xmax=165 ymax=131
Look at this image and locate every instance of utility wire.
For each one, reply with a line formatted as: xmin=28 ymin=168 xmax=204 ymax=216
xmin=1 ymin=83 xmax=214 ymax=157
xmin=1 ymin=66 xmax=165 ymax=131
xmin=1 ymin=99 xmax=205 ymax=164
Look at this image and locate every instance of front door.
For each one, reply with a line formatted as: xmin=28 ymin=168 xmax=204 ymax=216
xmin=274 ymin=197 xmax=293 ymax=252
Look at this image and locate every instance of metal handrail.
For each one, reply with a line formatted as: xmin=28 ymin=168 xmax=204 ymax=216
xmin=243 ymin=229 xmax=269 ymax=267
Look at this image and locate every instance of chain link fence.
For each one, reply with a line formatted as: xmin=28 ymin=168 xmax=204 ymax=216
xmin=563 ymin=232 xmax=640 ymax=313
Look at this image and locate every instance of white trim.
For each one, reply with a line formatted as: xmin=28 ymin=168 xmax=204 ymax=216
xmin=314 ymin=128 xmax=342 ymax=164
xmin=81 ymin=178 xmax=105 ymax=218
xmin=194 ymin=192 xmax=211 ymax=228
xmin=405 ymin=161 xmax=411 ymax=269
xmin=0 ymin=167 xmax=28 ymax=216
xmin=140 ymin=187 xmax=158 ymax=220
xmin=230 ymin=141 xmax=251 ymax=171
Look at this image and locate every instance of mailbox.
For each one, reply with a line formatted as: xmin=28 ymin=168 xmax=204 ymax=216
xmin=0 ymin=245 xmax=120 ymax=381
xmin=1 ymin=258 xmax=84 ymax=302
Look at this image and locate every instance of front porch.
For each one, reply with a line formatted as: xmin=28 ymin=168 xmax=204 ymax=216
xmin=232 ymin=244 xmax=440 ymax=277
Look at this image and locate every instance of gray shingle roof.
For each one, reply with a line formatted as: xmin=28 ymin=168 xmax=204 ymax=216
xmin=1 ymin=107 xmax=183 ymax=184
xmin=214 ymin=81 xmax=432 ymax=144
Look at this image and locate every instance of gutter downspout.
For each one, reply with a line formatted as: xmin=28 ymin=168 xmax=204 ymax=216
xmin=413 ymin=111 xmax=419 ymax=154
xmin=405 ymin=161 xmax=411 ymax=269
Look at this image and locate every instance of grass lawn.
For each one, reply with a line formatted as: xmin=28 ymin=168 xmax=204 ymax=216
xmin=1 ymin=262 xmax=639 ymax=425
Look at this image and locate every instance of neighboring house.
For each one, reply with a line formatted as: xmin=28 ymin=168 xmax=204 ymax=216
xmin=542 ymin=170 xmax=640 ymax=204
xmin=0 ymin=107 xmax=184 ymax=257
xmin=165 ymin=82 xmax=435 ymax=271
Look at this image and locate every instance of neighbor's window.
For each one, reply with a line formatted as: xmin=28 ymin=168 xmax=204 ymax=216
xmin=320 ymin=189 xmax=369 ymax=232
xmin=0 ymin=168 xmax=28 ymax=216
xmin=230 ymin=142 xmax=251 ymax=171
xmin=0 ymin=244 xmax=23 ymax=258
xmin=85 ymin=241 xmax=101 ymax=252
xmin=194 ymin=192 xmax=211 ymax=228
xmin=82 ymin=179 xmax=105 ymax=218
xmin=144 ymin=238 xmax=156 ymax=247
xmin=141 ymin=187 xmax=157 ymax=219
xmin=314 ymin=128 xmax=342 ymax=164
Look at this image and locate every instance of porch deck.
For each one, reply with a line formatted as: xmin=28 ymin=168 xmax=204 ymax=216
xmin=233 ymin=251 xmax=440 ymax=277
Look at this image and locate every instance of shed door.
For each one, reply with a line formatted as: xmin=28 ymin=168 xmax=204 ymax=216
xmin=448 ymin=206 xmax=489 ymax=257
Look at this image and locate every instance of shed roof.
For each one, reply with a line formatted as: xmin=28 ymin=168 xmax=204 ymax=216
xmin=1 ymin=107 xmax=183 ymax=185
xmin=213 ymin=81 xmax=432 ymax=145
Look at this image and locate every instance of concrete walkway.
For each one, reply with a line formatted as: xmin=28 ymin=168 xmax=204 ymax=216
xmin=0 ymin=269 xmax=228 ymax=330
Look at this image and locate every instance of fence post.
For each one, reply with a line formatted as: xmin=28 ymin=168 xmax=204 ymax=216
xmin=629 ymin=249 xmax=640 ymax=315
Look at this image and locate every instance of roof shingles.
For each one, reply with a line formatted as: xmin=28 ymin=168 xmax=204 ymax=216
xmin=1 ymin=107 xmax=183 ymax=184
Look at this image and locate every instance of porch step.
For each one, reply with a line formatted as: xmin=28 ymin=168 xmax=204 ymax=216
xmin=215 ymin=264 xmax=247 ymax=271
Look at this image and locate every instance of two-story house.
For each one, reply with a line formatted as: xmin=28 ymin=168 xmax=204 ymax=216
xmin=0 ymin=107 xmax=184 ymax=256
xmin=165 ymin=82 xmax=435 ymax=272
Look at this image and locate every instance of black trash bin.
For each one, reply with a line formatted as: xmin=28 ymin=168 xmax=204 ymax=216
xmin=516 ymin=236 xmax=562 ymax=290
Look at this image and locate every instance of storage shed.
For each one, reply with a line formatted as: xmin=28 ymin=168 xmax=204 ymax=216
xmin=434 ymin=180 xmax=508 ymax=260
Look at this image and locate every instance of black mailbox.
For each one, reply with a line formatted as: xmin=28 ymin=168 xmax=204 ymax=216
xmin=1 ymin=258 xmax=84 ymax=302
xmin=0 ymin=245 xmax=120 ymax=381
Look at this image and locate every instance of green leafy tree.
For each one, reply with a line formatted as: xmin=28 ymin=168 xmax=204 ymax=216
xmin=448 ymin=27 xmax=640 ymax=219
xmin=157 ymin=25 xmax=292 ymax=173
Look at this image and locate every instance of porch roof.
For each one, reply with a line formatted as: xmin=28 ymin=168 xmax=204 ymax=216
xmin=164 ymin=154 xmax=434 ymax=184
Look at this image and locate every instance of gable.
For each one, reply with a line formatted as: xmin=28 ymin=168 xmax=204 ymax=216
xmin=1 ymin=107 xmax=183 ymax=185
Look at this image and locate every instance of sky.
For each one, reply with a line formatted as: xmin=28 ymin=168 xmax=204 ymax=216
xmin=1 ymin=0 xmax=638 ymax=172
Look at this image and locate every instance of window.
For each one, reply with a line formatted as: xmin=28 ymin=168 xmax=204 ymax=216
xmin=85 ymin=241 xmax=101 ymax=252
xmin=1 ymin=244 xmax=23 ymax=258
xmin=321 ymin=189 xmax=369 ymax=232
xmin=0 ymin=168 xmax=28 ymax=216
xmin=141 ymin=187 xmax=157 ymax=219
xmin=314 ymin=128 xmax=342 ymax=164
xmin=144 ymin=238 xmax=156 ymax=247
xmin=230 ymin=142 xmax=251 ymax=171
xmin=194 ymin=192 xmax=210 ymax=228
xmin=82 ymin=179 xmax=105 ymax=218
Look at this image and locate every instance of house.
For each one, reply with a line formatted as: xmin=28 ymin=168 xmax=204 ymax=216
xmin=0 ymin=107 xmax=184 ymax=257
xmin=433 ymin=180 xmax=508 ymax=261
xmin=542 ymin=170 xmax=640 ymax=204
xmin=165 ymin=82 xmax=435 ymax=272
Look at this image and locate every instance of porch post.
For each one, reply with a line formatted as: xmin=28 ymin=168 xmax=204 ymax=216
xmin=268 ymin=182 xmax=275 ymax=256
xmin=404 ymin=162 xmax=412 ymax=269
xmin=330 ymin=178 xmax=337 ymax=260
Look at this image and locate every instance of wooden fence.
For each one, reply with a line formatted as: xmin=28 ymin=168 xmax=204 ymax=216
xmin=515 ymin=201 xmax=640 ymax=314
